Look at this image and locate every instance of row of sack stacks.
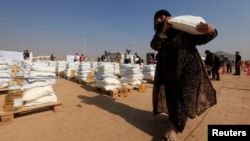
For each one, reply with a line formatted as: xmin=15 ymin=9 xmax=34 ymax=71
xmin=54 ymin=60 xmax=156 ymax=95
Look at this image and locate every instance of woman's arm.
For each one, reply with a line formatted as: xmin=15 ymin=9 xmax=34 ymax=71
xmin=195 ymin=22 xmax=218 ymax=45
xmin=150 ymin=32 xmax=167 ymax=51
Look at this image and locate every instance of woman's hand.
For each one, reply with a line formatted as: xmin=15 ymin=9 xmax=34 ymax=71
xmin=196 ymin=22 xmax=215 ymax=34
xmin=162 ymin=17 xmax=172 ymax=32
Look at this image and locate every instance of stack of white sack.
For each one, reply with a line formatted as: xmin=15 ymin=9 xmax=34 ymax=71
xmin=14 ymin=60 xmax=23 ymax=68
xmin=26 ymin=61 xmax=56 ymax=84
xmin=55 ymin=61 xmax=67 ymax=76
xmin=31 ymin=61 xmax=56 ymax=73
xmin=112 ymin=62 xmax=120 ymax=75
xmin=65 ymin=62 xmax=79 ymax=78
xmin=141 ymin=64 xmax=156 ymax=81
xmin=0 ymin=72 xmax=12 ymax=89
xmin=22 ymin=85 xmax=57 ymax=106
xmin=0 ymin=53 xmax=12 ymax=72
xmin=0 ymin=61 xmax=11 ymax=73
xmin=76 ymin=62 xmax=93 ymax=81
xmin=0 ymin=56 xmax=12 ymax=88
xmin=91 ymin=62 xmax=98 ymax=73
xmin=94 ymin=62 xmax=121 ymax=91
xmin=27 ymin=69 xmax=56 ymax=84
xmin=120 ymin=64 xmax=144 ymax=86
xmin=20 ymin=60 xmax=33 ymax=78
xmin=48 ymin=60 xmax=57 ymax=67
xmin=21 ymin=62 xmax=58 ymax=106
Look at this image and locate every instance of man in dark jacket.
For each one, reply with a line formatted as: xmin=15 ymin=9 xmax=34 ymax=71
xmin=233 ymin=51 xmax=241 ymax=75
xmin=134 ymin=52 xmax=141 ymax=65
xmin=205 ymin=50 xmax=222 ymax=81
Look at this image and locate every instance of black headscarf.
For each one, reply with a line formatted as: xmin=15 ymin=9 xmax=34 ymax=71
xmin=154 ymin=9 xmax=171 ymax=32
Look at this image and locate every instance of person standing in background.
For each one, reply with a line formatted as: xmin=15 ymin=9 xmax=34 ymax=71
xmin=23 ymin=50 xmax=30 ymax=60
xmin=204 ymin=50 xmax=222 ymax=81
xmin=147 ymin=54 xmax=153 ymax=65
xmin=50 ymin=53 xmax=55 ymax=61
xmin=134 ymin=52 xmax=142 ymax=65
xmin=26 ymin=50 xmax=30 ymax=60
xmin=233 ymin=51 xmax=241 ymax=75
xmin=224 ymin=57 xmax=232 ymax=73
xmin=80 ymin=54 xmax=86 ymax=62
xmin=74 ymin=53 xmax=79 ymax=62
xmin=23 ymin=50 xmax=27 ymax=60
xmin=124 ymin=49 xmax=131 ymax=64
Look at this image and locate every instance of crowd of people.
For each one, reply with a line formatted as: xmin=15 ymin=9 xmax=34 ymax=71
xmin=73 ymin=53 xmax=88 ymax=62
xmin=98 ymin=49 xmax=144 ymax=65
xmin=204 ymin=50 xmax=242 ymax=81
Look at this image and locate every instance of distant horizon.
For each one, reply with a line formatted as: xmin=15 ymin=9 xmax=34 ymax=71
xmin=1 ymin=1 xmax=250 ymax=60
xmin=2 ymin=49 xmax=249 ymax=63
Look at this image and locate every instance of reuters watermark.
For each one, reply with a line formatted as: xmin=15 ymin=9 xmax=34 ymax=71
xmin=208 ymin=125 xmax=250 ymax=140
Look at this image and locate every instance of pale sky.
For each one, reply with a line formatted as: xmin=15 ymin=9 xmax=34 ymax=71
xmin=0 ymin=0 xmax=249 ymax=60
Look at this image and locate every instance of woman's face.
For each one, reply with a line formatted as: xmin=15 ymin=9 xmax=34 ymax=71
xmin=154 ymin=15 xmax=172 ymax=32
xmin=155 ymin=15 xmax=166 ymax=24
xmin=155 ymin=15 xmax=171 ymax=24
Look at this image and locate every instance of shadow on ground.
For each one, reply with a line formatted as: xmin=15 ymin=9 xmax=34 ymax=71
xmin=78 ymin=94 xmax=171 ymax=141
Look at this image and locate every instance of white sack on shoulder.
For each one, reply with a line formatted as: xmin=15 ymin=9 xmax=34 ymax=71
xmin=168 ymin=15 xmax=206 ymax=35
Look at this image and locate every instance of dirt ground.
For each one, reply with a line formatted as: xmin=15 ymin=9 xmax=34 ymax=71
xmin=0 ymin=70 xmax=250 ymax=141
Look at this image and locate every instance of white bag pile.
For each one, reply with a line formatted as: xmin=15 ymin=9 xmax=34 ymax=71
xmin=21 ymin=61 xmax=57 ymax=106
xmin=22 ymin=85 xmax=57 ymax=106
xmin=120 ymin=64 xmax=144 ymax=86
xmin=31 ymin=61 xmax=56 ymax=73
xmin=141 ymin=64 xmax=156 ymax=81
xmin=65 ymin=62 xmax=79 ymax=78
xmin=94 ymin=62 xmax=121 ymax=91
xmin=0 ymin=62 xmax=10 ymax=73
xmin=20 ymin=60 xmax=33 ymax=77
xmin=76 ymin=62 xmax=93 ymax=81
xmin=48 ymin=60 xmax=57 ymax=67
xmin=0 ymin=55 xmax=12 ymax=88
xmin=0 ymin=72 xmax=11 ymax=89
xmin=91 ymin=62 xmax=98 ymax=73
xmin=0 ymin=53 xmax=12 ymax=71
xmin=56 ymin=61 xmax=67 ymax=76
xmin=26 ymin=61 xmax=56 ymax=84
xmin=112 ymin=62 xmax=120 ymax=75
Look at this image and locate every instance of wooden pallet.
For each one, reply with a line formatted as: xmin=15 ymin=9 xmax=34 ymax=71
xmin=95 ymin=86 xmax=119 ymax=97
xmin=0 ymin=88 xmax=9 ymax=93
xmin=95 ymin=85 xmax=138 ymax=97
xmin=56 ymin=71 xmax=65 ymax=77
xmin=0 ymin=101 xmax=62 ymax=125
xmin=76 ymin=79 xmax=95 ymax=85
xmin=81 ymin=80 xmax=95 ymax=85
xmin=64 ymin=76 xmax=75 ymax=81
xmin=127 ymin=85 xmax=139 ymax=93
